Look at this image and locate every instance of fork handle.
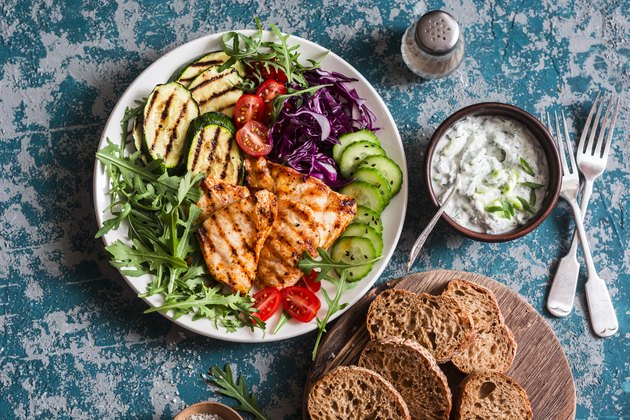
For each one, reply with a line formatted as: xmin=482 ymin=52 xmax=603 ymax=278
xmin=547 ymin=180 xmax=593 ymax=316
xmin=585 ymin=276 xmax=619 ymax=337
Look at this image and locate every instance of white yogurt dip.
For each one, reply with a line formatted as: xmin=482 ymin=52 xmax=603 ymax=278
xmin=431 ymin=115 xmax=548 ymax=234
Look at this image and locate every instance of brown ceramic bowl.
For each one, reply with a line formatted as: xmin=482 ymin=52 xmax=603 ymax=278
xmin=174 ymin=401 xmax=243 ymax=420
xmin=424 ymin=102 xmax=561 ymax=242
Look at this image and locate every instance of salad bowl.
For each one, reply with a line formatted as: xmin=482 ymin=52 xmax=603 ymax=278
xmin=93 ymin=30 xmax=408 ymax=342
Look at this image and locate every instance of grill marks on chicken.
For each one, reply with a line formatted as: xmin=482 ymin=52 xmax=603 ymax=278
xmin=197 ymin=176 xmax=250 ymax=222
xmin=196 ymin=189 xmax=277 ymax=293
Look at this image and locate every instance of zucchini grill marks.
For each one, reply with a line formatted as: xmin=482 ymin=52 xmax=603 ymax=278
xmin=188 ymin=66 xmax=244 ymax=117
xmin=143 ymin=82 xmax=199 ymax=168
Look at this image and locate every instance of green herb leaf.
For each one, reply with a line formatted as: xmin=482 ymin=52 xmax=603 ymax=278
xmin=529 ymin=188 xmax=537 ymax=207
xmin=298 ymin=247 xmax=381 ymax=282
xmin=520 ymin=181 xmax=544 ymax=189
xmin=517 ymin=196 xmax=536 ymax=214
xmin=205 ymin=364 xmax=270 ymax=420
xmin=272 ymin=311 xmax=291 ymax=335
xmin=270 ymin=84 xmax=330 ymax=121
xmin=519 ymin=157 xmax=535 ymax=177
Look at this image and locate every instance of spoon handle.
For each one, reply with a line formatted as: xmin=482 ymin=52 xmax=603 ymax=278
xmin=407 ymin=178 xmax=459 ymax=271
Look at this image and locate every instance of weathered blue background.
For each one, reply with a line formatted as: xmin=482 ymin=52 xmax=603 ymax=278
xmin=0 ymin=0 xmax=628 ymax=418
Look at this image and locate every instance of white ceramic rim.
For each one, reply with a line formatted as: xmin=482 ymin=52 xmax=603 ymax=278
xmin=93 ymin=30 xmax=408 ymax=343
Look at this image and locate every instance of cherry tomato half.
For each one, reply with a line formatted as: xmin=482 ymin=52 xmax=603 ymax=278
xmin=280 ymin=286 xmax=321 ymax=323
xmin=256 ymin=79 xmax=287 ymax=122
xmin=235 ymin=120 xmax=272 ymax=156
xmin=234 ymin=94 xmax=264 ymax=129
xmin=252 ymin=287 xmax=281 ymax=322
xmin=298 ymin=270 xmax=321 ymax=293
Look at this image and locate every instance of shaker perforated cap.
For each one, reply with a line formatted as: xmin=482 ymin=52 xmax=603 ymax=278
xmin=415 ymin=10 xmax=460 ymax=55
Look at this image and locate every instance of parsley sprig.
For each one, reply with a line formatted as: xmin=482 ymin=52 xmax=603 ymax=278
xmin=205 ymin=364 xmax=270 ymax=420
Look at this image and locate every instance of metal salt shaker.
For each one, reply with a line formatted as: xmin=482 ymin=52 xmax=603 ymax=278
xmin=401 ymin=10 xmax=465 ymax=79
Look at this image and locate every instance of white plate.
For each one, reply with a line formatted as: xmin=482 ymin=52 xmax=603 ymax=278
xmin=93 ymin=30 xmax=408 ymax=343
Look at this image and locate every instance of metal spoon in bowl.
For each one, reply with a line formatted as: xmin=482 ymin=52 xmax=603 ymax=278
xmin=407 ymin=171 xmax=461 ymax=272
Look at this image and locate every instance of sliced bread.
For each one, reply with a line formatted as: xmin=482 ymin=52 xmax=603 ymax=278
xmin=366 ymin=289 xmax=474 ymax=363
xmin=455 ymin=370 xmax=532 ymax=420
xmin=359 ymin=337 xmax=452 ymax=420
xmin=308 ymin=365 xmax=411 ymax=420
xmin=442 ymin=280 xmax=517 ymax=373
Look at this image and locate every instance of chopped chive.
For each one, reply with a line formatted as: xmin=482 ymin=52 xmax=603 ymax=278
xmin=529 ymin=188 xmax=537 ymax=206
xmin=518 ymin=196 xmax=536 ymax=214
xmin=520 ymin=157 xmax=535 ymax=177
xmin=520 ymin=181 xmax=544 ymax=189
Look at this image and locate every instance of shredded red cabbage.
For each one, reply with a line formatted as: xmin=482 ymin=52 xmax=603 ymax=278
xmin=268 ymin=69 xmax=377 ymax=187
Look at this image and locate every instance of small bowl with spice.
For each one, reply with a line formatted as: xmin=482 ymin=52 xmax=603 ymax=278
xmin=424 ymin=102 xmax=561 ymax=242
xmin=174 ymin=401 xmax=243 ymax=420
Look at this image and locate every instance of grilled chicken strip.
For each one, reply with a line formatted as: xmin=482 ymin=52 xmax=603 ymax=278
xmin=255 ymin=199 xmax=321 ymax=289
xmin=197 ymin=176 xmax=250 ymax=222
xmin=245 ymin=157 xmax=357 ymax=248
xmin=196 ymin=190 xmax=277 ymax=293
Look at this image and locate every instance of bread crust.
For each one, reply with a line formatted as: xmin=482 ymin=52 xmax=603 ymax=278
xmin=455 ymin=370 xmax=533 ymax=420
xmin=307 ymin=365 xmax=411 ymax=420
xmin=359 ymin=337 xmax=452 ymax=420
xmin=366 ymin=289 xmax=474 ymax=363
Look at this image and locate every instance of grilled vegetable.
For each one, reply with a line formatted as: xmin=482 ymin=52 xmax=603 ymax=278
xmin=173 ymin=51 xmax=245 ymax=87
xmin=186 ymin=113 xmax=243 ymax=183
xmin=143 ymin=82 xmax=199 ymax=168
xmin=188 ymin=66 xmax=244 ymax=117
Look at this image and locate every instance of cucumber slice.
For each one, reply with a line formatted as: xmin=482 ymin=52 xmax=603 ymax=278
xmin=358 ymin=155 xmax=403 ymax=197
xmin=188 ymin=66 xmax=244 ymax=117
xmin=340 ymin=223 xmax=383 ymax=254
xmin=330 ymin=236 xmax=377 ymax=282
xmin=353 ymin=205 xmax=383 ymax=233
xmin=352 ymin=167 xmax=392 ymax=203
xmin=340 ymin=181 xmax=385 ymax=213
xmin=339 ymin=141 xmax=386 ymax=178
xmin=143 ymin=82 xmax=199 ymax=168
xmin=333 ymin=129 xmax=380 ymax=162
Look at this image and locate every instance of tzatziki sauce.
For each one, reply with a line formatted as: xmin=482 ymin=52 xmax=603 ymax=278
xmin=431 ymin=115 xmax=548 ymax=234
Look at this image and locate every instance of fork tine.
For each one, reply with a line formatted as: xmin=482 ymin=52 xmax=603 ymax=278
xmin=602 ymin=95 xmax=621 ymax=159
xmin=577 ymin=91 xmax=601 ymax=155
xmin=561 ymin=111 xmax=578 ymax=173
xmin=553 ymin=111 xmax=569 ymax=174
xmin=585 ymin=92 xmax=608 ymax=155
xmin=594 ymin=95 xmax=614 ymax=157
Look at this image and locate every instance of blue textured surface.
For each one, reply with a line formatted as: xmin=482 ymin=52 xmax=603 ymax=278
xmin=0 ymin=0 xmax=628 ymax=418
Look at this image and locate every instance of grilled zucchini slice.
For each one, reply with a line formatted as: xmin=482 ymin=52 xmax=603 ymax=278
xmin=173 ymin=51 xmax=245 ymax=87
xmin=143 ymin=82 xmax=199 ymax=168
xmin=188 ymin=66 xmax=244 ymax=117
xmin=186 ymin=114 xmax=242 ymax=184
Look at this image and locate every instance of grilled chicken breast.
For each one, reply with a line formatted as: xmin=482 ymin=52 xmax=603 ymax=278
xmin=255 ymin=199 xmax=321 ymax=289
xmin=197 ymin=190 xmax=277 ymax=293
xmin=245 ymin=157 xmax=357 ymax=288
xmin=245 ymin=157 xmax=357 ymax=248
xmin=197 ymin=176 xmax=250 ymax=222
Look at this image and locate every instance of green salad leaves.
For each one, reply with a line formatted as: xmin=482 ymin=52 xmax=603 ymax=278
xmin=95 ymin=115 xmax=261 ymax=332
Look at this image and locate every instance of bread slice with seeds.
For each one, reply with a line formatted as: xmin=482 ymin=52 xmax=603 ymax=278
xmin=359 ymin=337 xmax=452 ymax=420
xmin=442 ymin=279 xmax=517 ymax=373
xmin=308 ymin=365 xmax=411 ymax=420
xmin=455 ymin=370 xmax=532 ymax=420
xmin=366 ymin=289 xmax=474 ymax=363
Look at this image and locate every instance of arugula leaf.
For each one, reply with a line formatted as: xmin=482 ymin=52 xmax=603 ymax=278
xmin=298 ymin=247 xmax=381 ymax=282
xmin=272 ymin=310 xmax=291 ymax=335
xmin=311 ymin=270 xmax=357 ymax=360
xmin=519 ymin=157 xmax=535 ymax=177
xmin=205 ymin=364 xmax=270 ymax=420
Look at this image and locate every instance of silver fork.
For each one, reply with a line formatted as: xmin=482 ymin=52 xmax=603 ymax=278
xmin=547 ymin=110 xmax=618 ymax=337
xmin=547 ymin=93 xmax=621 ymax=317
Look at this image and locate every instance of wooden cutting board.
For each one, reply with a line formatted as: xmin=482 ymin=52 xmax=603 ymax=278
xmin=305 ymin=270 xmax=576 ymax=419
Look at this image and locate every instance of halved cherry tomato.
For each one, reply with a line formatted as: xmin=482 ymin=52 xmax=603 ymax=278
xmin=252 ymin=287 xmax=281 ymax=322
xmin=235 ymin=120 xmax=272 ymax=156
xmin=256 ymin=79 xmax=287 ymax=122
xmin=298 ymin=270 xmax=321 ymax=293
xmin=234 ymin=94 xmax=264 ymax=129
xmin=280 ymin=286 xmax=321 ymax=323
